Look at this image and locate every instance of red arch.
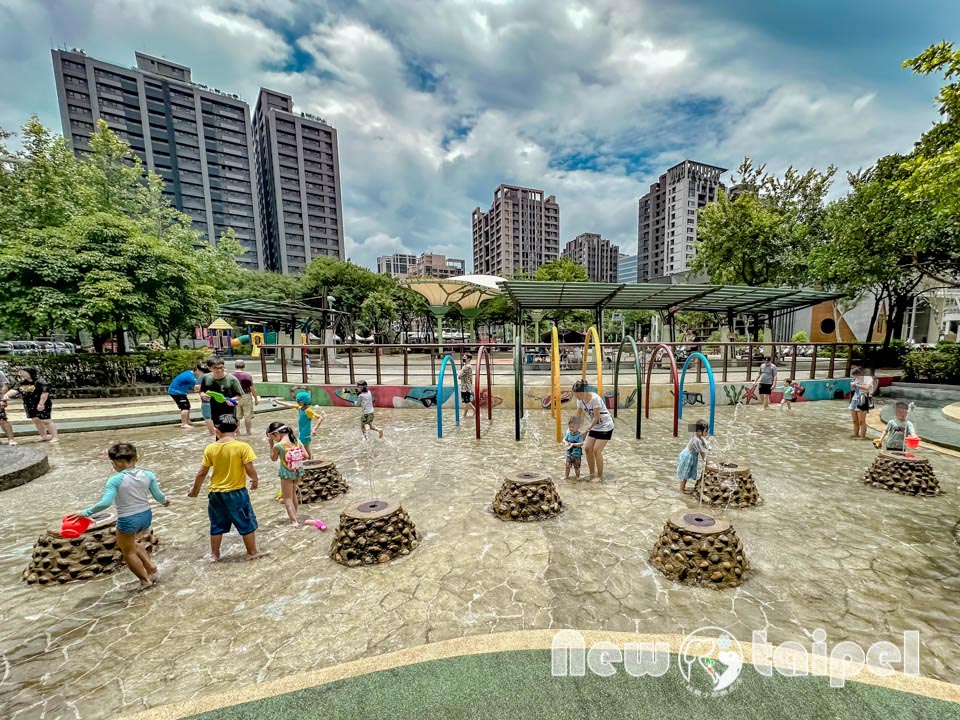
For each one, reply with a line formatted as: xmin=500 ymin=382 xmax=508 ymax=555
xmin=475 ymin=345 xmax=493 ymax=439
xmin=644 ymin=343 xmax=679 ymax=437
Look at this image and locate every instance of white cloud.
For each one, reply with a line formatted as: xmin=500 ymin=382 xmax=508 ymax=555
xmin=0 ymin=0 xmax=945 ymax=270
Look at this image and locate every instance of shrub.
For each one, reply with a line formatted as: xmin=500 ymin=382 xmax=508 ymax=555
xmin=903 ymin=342 xmax=960 ymax=383
xmin=791 ymin=330 xmax=808 ymax=342
xmin=0 ymin=348 xmax=210 ymax=389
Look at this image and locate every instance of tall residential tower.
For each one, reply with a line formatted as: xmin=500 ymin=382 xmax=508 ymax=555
xmin=472 ymin=184 xmax=559 ymax=277
xmin=52 ymin=49 xmax=264 ymax=268
xmin=561 ymin=232 xmax=620 ymax=282
xmin=637 ymin=160 xmax=725 ymax=280
xmin=253 ymin=88 xmax=345 ymax=274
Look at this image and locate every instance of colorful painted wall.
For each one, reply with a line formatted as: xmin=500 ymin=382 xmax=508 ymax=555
xmin=258 ymin=377 xmax=854 ymax=411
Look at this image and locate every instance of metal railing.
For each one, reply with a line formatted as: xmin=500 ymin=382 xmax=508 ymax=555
xmin=254 ymin=341 xmax=881 ymax=388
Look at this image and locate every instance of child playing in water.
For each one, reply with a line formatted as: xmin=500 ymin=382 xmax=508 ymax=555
xmin=563 ymin=417 xmax=585 ymax=479
xmin=357 ymin=380 xmax=383 ymax=439
xmin=188 ymin=414 xmax=267 ymax=562
xmin=66 ymin=442 xmax=169 ymax=589
xmin=266 ymin=420 xmax=307 ymax=526
xmin=779 ymin=379 xmax=796 ymax=411
xmin=879 ymin=402 xmax=918 ymax=452
xmin=677 ymin=419 xmax=710 ymax=495
xmin=274 ymin=391 xmax=323 ymax=458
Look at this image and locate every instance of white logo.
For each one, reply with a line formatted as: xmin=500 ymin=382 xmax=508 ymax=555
xmin=678 ymin=627 xmax=744 ymax=697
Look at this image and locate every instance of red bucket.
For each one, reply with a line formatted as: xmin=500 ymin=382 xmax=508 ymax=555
xmin=60 ymin=515 xmax=94 ymax=538
xmin=905 ymin=436 xmax=920 ymax=450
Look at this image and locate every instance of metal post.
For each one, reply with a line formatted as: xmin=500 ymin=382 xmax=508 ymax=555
xmin=375 ymin=346 xmax=382 ymax=385
xmin=280 ymin=347 xmax=288 ymax=383
xmin=403 ymin=347 xmax=409 ymax=385
xmin=721 ymin=343 xmax=728 ymax=382
xmin=828 ymin=344 xmax=837 ymax=379
xmin=260 ymin=347 xmax=268 ymax=382
xmin=809 ymin=344 xmax=818 ymax=379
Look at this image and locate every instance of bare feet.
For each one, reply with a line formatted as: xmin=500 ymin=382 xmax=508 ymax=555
xmin=6 ymin=440 xmax=16 ymax=446
xmin=245 ymin=550 xmax=271 ymax=561
xmin=179 ymin=424 xmax=194 ymax=430
xmin=49 ymin=438 xmax=59 ymax=444
xmin=377 ymin=429 xmax=384 ymax=439
xmin=138 ymin=579 xmax=155 ymax=591
xmin=206 ymin=554 xmax=221 ymax=563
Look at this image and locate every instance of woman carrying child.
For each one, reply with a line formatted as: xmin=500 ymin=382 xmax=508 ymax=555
xmin=267 ymin=421 xmax=307 ymax=526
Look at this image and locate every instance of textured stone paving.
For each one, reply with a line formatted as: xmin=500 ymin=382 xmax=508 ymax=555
xmin=0 ymin=402 xmax=958 ymax=718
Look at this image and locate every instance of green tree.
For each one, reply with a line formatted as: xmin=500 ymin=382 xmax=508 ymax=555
xmin=810 ymin=154 xmax=954 ymax=346
xmin=691 ymin=157 xmax=836 ymax=286
xmin=359 ymin=290 xmax=398 ymax=341
xmin=533 ymin=257 xmax=589 ymax=282
xmin=300 ymin=256 xmax=393 ymax=330
xmin=894 ymin=42 xmax=960 ymax=286
xmin=224 ymin=269 xmax=301 ymax=302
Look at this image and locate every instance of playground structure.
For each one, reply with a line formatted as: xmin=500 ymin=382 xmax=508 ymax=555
xmin=613 ymin=336 xmax=644 ymax=440
xmin=678 ymin=351 xmax=717 ymax=436
xmin=474 ymin=345 xmax=494 ymax=439
xmin=550 ymin=327 xmax=562 ymax=443
xmin=436 ymin=354 xmax=460 ymax=438
xmin=645 ymin=344 xmax=680 ymax=438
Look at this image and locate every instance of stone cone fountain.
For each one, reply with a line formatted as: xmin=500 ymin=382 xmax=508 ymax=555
xmin=863 ymin=451 xmax=940 ymax=496
xmin=695 ymin=461 xmax=762 ymax=508
xmin=330 ymin=498 xmax=418 ymax=567
xmin=492 ymin=471 xmax=562 ymax=522
xmin=23 ymin=512 xmax=160 ymax=585
xmin=650 ymin=510 xmax=749 ymax=589
xmin=298 ymin=459 xmax=349 ymax=503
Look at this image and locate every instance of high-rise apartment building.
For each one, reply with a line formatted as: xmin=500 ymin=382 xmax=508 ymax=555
xmin=618 ymin=254 xmax=638 ymax=284
xmin=561 ymin=232 xmax=620 ymax=283
xmin=377 ymin=253 xmax=417 ymax=277
xmin=472 ymin=184 xmax=559 ymax=277
xmin=637 ymin=160 xmax=725 ymax=280
xmin=253 ymin=88 xmax=345 ymax=274
xmin=52 ymin=49 xmax=264 ymax=268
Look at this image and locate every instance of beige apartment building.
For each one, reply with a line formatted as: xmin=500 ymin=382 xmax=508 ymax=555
xmin=562 ymin=232 xmax=620 ymax=282
xmin=472 ymin=184 xmax=560 ymax=277
xmin=637 ymin=160 xmax=725 ymax=280
xmin=377 ymin=252 xmax=465 ymax=279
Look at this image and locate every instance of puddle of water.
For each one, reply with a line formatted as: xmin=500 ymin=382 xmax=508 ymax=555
xmin=0 ymin=401 xmax=958 ymax=718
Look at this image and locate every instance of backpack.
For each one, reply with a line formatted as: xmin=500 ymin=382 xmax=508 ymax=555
xmin=284 ymin=444 xmax=307 ymax=471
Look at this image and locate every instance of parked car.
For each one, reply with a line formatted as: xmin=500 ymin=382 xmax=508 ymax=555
xmin=10 ymin=341 xmax=42 ymax=355
xmin=0 ymin=341 xmax=13 ymax=355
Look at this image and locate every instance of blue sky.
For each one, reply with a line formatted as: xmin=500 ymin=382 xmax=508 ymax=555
xmin=0 ymin=0 xmax=954 ymax=270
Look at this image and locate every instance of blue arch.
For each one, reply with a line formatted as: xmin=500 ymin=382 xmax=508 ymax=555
xmin=678 ymin=352 xmax=716 ymax=435
xmin=437 ymin=354 xmax=461 ymax=438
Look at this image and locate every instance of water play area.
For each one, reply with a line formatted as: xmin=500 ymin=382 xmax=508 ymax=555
xmin=1 ymin=400 xmax=958 ymax=718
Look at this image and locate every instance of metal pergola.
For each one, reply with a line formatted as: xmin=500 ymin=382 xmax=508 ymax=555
xmin=498 ymin=281 xmax=844 ymax=337
xmin=217 ymin=299 xmax=346 ymax=335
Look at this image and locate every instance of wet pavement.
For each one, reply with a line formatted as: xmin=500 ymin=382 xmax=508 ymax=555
xmin=0 ymin=401 xmax=958 ymax=718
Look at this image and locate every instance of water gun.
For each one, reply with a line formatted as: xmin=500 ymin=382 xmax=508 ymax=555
xmin=305 ymin=519 xmax=327 ymax=530
xmin=206 ymin=390 xmax=238 ymax=406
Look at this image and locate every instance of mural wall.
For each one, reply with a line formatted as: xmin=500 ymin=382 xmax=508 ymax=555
xmin=257 ymin=378 xmax=855 ymax=411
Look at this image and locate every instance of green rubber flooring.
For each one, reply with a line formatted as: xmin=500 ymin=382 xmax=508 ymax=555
xmin=185 ymin=650 xmax=960 ymax=720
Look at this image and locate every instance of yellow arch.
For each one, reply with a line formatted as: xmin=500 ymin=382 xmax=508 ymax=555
xmin=581 ymin=325 xmax=603 ymax=396
xmin=551 ymin=325 xmax=561 ymax=442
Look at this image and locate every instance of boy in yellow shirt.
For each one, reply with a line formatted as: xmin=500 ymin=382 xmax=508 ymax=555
xmin=188 ymin=414 xmax=268 ymax=561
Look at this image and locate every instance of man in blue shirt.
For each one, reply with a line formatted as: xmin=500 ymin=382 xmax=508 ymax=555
xmin=168 ymin=367 xmax=202 ymax=429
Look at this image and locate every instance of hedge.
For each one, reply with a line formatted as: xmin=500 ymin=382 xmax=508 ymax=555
xmin=903 ymin=342 xmax=960 ymax=384
xmin=0 ymin=349 xmax=210 ymax=389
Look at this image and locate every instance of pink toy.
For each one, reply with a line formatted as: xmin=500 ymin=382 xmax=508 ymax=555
xmin=305 ymin=519 xmax=327 ymax=531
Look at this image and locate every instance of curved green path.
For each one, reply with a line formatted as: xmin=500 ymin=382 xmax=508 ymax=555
xmin=182 ymin=649 xmax=960 ymax=720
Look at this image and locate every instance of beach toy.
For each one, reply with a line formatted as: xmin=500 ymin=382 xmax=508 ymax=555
xmin=872 ymin=438 xmax=882 ymax=449
xmin=305 ymin=519 xmax=327 ymax=531
xmin=905 ymin=436 xmax=920 ymax=450
xmin=60 ymin=515 xmax=94 ymax=538
xmin=206 ymin=390 xmax=238 ymax=406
